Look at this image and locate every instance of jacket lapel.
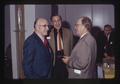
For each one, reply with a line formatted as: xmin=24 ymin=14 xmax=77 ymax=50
xmin=49 ymin=29 xmax=55 ymax=55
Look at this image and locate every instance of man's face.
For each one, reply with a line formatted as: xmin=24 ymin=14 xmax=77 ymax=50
xmin=36 ymin=19 xmax=49 ymax=36
xmin=104 ymin=27 xmax=112 ymax=35
xmin=52 ymin=16 xmax=62 ymax=30
xmin=74 ymin=18 xmax=84 ymax=36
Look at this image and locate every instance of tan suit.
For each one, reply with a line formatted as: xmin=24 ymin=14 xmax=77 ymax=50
xmin=68 ymin=33 xmax=97 ymax=79
xmin=49 ymin=27 xmax=73 ymax=66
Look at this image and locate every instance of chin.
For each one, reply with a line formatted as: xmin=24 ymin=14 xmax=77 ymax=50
xmin=74 ymin=32 xmax=79 ymax=36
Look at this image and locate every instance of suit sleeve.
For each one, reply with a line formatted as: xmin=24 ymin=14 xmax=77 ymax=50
xmin=23 ymin=39 xmax=36 ymax=78
xmin=68 ymin=41 xmax=91 ymax=70
xmin=70 ymin=31 xmax=74 ymax=50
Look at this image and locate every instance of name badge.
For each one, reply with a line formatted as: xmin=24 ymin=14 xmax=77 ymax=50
xmin=47 ymin=36 xmax=51 ymax=39
xmin=74 ymin=69 xmax=81 ymax=74
xmin=110 ymin=42 xmax=112 ymax=44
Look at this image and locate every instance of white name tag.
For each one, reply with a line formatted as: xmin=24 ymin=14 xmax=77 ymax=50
xmin=74 ymin=69 xmax=81 ymax=74
xmin=47 ymin=36 xmax=51 ymax=39
xmin=110 ymin=42 xmax=112 ymax=44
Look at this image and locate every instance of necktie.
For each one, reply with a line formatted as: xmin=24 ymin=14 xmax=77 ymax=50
xmin=44 ymin=38 xmax=48 ymax=47
xmin=59 ymin=32 xmax=62 ymax=50
xmin=57 ymin=32 xmax=63 ymax=50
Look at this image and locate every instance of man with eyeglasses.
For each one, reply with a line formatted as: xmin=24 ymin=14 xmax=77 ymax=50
xmin=62 ymin=16 xmax=97 ymax=79
xmin=23 ymin=18 xmax=53 ymax=79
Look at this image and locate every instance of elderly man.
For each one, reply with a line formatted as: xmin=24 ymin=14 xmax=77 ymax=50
xmin=62 ymin=16 xmax=97 ymax=79
xmin=23 ymin=18 xmax=53 ymax=79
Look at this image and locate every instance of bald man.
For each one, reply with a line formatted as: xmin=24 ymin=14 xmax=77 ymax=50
xmin=23 ymin=18 xmax=53 ymax=79
xmin=62 ymin=16 xmax=97 ymax=79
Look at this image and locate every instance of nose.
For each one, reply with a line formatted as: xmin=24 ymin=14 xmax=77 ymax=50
xmin=46 ymin=26 xmax=49 ymax=30
xmin=56 ymin=21 xmax=59 ymax=24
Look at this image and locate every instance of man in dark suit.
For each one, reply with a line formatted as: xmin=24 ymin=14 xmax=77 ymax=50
xmin=103 ymin=24 xmax=114 ymax=59
xmin=49 ymin=15 xmax=73 ymax=79
xmin=23 ymin=18 xmax=53 ymax=79
xmin=62 ymin=16 xmax=97 ymax=79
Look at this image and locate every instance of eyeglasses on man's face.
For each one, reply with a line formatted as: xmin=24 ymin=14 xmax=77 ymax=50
xmin=75 ymin=24 xmax=82 ymax=27
xmin=75 ymin=24 xmax=79 ymax=26
xmin=37 ymin=24 xmax=49 ymax=28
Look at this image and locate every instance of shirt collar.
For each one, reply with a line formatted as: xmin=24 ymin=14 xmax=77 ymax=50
xmin=80 ymin=32 xmax=88 ymax=39
xmin=54 ymin=27 xmax=62 ymax=33
xmin=35 ymin=32 xmax=45 ymax=42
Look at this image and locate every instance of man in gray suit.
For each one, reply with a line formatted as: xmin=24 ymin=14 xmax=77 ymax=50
xmin=62 ymin=16 xmax=97 ymax=79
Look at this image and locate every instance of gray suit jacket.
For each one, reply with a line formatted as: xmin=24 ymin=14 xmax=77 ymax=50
xmin=68 ymin=33 xmax=97 ymax=79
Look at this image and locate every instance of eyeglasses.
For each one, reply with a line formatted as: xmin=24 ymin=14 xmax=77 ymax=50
xmin=75 ymin=24 xmax=82 ymax=27
xmin=37 ymin=24 xmax=49 ymax=28
xmin=104 ymin=29 xmax=112 ymax=32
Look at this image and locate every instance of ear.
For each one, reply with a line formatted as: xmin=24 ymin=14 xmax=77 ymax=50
xmin=35 ymin=26 xmax=39 ymax=31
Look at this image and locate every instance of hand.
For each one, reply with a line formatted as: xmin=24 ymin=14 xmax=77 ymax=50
xmin=62 ymin=56 xmax=70 ymax=64
xmin=104 ymin=53 xmax=108 ymax=58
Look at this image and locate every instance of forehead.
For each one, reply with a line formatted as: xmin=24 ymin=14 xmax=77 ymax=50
xmin=52 ymin=16 xmax=60 ymax=20
xmin=76 ymin=17 xmax=83 ymax=24
xmin=104 ymin=27 xmax=112 ymax=30
xmin=37 ymin=19 xmax=48 ymax=25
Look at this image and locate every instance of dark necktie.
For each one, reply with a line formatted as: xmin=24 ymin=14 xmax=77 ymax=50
xmin=44 ymin=38 xmax=48 ymax=47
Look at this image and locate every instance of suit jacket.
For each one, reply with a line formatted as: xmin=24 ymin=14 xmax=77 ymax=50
xmin=103 ymin=31 xmax=114 ymax=56
xmin=23 ymin=32 xmax=53 ymax=79
xmin=49 ymin=27 xmax=73 ymax=65
xmin=68 ymin=33 xmax=97 ymax=79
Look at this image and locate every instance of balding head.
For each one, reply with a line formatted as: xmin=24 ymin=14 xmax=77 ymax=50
xmin=34 ymin=18 xmax=48 ymax=29
xmin=77 ymin=16 xmax=92 ymax=32
xmin=34 ymin=17 xmax=49 ymax=37
xmin=74 ymin=16 xmax=92 ymax=37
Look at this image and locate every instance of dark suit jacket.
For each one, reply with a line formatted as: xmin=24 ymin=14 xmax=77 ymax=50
xmin=23 ymin=32 xmax=53 ymax=79
xmin=103 ymin=31 xmax=114 ymax=56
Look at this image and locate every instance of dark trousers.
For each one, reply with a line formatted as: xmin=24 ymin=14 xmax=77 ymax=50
xmin=53 ymin=58 xmax=68 ymax=79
